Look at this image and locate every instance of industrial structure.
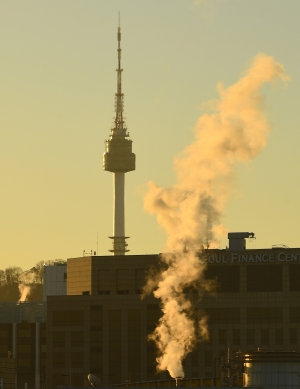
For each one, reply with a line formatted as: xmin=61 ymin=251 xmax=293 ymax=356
xmin=103 ymin=19 xmax=135 ymax=255
xmin=237 ymin=351 xmax=300 ymax=388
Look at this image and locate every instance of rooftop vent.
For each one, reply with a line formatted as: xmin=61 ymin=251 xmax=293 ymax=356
xmin=228 ymin=232 xmax=255 ymax=251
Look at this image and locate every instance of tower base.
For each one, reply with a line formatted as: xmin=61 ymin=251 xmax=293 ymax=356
xmin=109 ymin=236 xmax=130 ymax=256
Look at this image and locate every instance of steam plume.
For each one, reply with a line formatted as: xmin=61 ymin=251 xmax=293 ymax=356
xmin=18 ymin=270 xmax=36 ymax=302
xmin=144 ymin=54 xmax=289 ymax=378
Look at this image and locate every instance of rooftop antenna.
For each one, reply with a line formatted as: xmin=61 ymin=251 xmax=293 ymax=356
xmin=97 ymin=232 xmax=98 ymax=255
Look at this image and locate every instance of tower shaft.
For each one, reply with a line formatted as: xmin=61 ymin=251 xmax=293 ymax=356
xmin=103 ymin=18 xmax=135 ymax=255
xmin=110 ymin=172 xmax=129 ymax=255
xmin=114 ymin=172 xmax=125 ymax=237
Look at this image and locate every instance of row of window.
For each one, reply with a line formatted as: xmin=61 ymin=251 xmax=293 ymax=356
xmin=204 ymin=264 xmax=300 ymax=292
xmin=93 ymin=264 xmax=300 ymax=294
xmin=52 ymin=373 xmax=84 ymax=387
xmin=51 ymin=327 xmax=298 ymax=352
xmin=215 ymin=328 xmax=298 ymax=345
xmin=52 ymin=306 xmax=300 ymax=327
xmin=52 ymin=352 xmax=84 ymax=368
xmin=94 ymin=264 xmax=300 ymax=295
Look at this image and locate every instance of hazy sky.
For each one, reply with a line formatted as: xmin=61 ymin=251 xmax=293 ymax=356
xmin=0 ymin=0 xmax=299 ymax=270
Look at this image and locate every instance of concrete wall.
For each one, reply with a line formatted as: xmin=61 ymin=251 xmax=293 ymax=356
xmin=43 ymin=264 xmax=67 ymax=301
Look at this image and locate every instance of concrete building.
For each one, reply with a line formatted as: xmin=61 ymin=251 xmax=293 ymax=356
xmin=43 ymin=263 xmax=67 ymax=301
xmin=0 ymin=302 xmax=46 ymax=324
xmin=45 ymin=237 xmax=300 ymax=387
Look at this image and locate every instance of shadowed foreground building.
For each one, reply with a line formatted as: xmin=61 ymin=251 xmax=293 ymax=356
xmin=46 ymin=237 xmax=300 ymax=387
xmin=0 ymin=317 xmax=47 ymax=389
xmin=0 ymin=356 xmax=15 ymax=389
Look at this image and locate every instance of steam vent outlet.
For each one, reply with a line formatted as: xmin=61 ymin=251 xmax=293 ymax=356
xmin=175 ymin=377 xmax=183 ymax=387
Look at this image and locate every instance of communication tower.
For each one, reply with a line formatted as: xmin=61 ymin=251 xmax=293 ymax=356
xmin=103 ymin=18 xmax=135 ymax=255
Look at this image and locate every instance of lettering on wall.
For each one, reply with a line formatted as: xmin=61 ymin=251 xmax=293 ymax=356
xmin=202 ymin=252 xmax=300 ymax=264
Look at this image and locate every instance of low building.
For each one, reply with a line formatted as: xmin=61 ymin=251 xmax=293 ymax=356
xmin=0 ymin=303 xmax=47 ymax=388
xmin=0 ymin=356 xmax=15 ymax=389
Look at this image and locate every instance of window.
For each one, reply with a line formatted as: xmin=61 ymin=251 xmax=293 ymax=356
xmin=233 ymin=329 xmax=240 ymax=345
xmin=275 ymin=329 xmax=283 ymax=345
xmin=136 ymin=269 xmax=148 ymax=294
xmin=289 ymin=264 xmax=300 ymax=291
xmin=205 ymin=308 xmax=240 ymax=324
xmin=71 ymin=331 xmax=84 ymax=347
xmin=204 ymin=266 xmax=240 ymax=292
xmin=191 ymin=350 xmax=199 ymax=367
xmin=146 ymin=304 xmax=158 ymax=382
xmin=290 ymin=307 xmax=300 ymax=323
xmin=147 ymin=305 xmax=162 ymax=333
xmin=71 ymin=352 xmax=84 ymax=368
xmin=128 ymin=310 xmax=141 ymax=382
xmin=53 ymin=311 xmax=84 ymax=326
xmin=90 ymin=351 xmax=103 ymax=371
xmin=18 ymin=330 xmax=31 ymax=338
xmin=247 ymin=329 xmax=255 ymax=345
xmin=18 ymin=345 xmax=31 ymax=352
xmin=90 ymin=307 xmax=103 ymax=373
xmin=71 ymin=373 xmax=84 ymax=387
xmin=98 ymin=270 xmax=115 ymax=294
xmin=52 ymin=374 xmax=63 ymax=386
xmin=204 ymin=351 xmax=212 ymax=367
xmin=290 ymin=329 xmax=297 ymax=345
xmin=0 ymin=330 xmax=8 ymax=338
xmin=18 ymin=359 xmax=30 ymax=367
xmin=117 ymin=269 xmax=130 ymax=294
xmin=247 ymin=265 xmax=282 ymax=292
xmin=90 ymin=331 xmax=103 ymax=351
xmin=53 ymin=331 xmax=65 ymax=347
xmin=90 ymin=306 xmax=102 ymax=322
xmin=108 ymin=310 xmax=122 ymax=384
xmin=53 ymin=352 xmax=65 ymax=368
xmin=261 ymin=329 xmax=269 ymax=345
xmin=247 ymin=307 xmax=283 ymax=324
xmin=218 ymin=329 xmax=226 ymax=345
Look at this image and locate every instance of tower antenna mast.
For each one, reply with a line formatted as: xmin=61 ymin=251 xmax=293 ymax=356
xmin=103 ymin=15 xmax=136 ymax=255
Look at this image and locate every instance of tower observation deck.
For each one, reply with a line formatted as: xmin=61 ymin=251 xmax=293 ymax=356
xmin=103 ymin=19 xmax=135 ymax=255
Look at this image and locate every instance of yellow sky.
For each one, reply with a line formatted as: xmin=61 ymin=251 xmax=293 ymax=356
xmin=0 ymin=0 xmax=299 ymax=269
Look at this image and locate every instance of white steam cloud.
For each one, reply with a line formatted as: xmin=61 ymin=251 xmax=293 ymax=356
xmin=143 ymin=54 xmax=289 ymax=378
xmin=18 ymin=271 xmax=36 ymax=302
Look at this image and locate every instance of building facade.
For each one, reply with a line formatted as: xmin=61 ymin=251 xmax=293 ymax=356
xmin=45 ymin=247 xmax=300 ymax=387
xmin=0 ymin=320 xmax=46 ymax=388
xmin=0 ymin=356 xmax=15 ymax=389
